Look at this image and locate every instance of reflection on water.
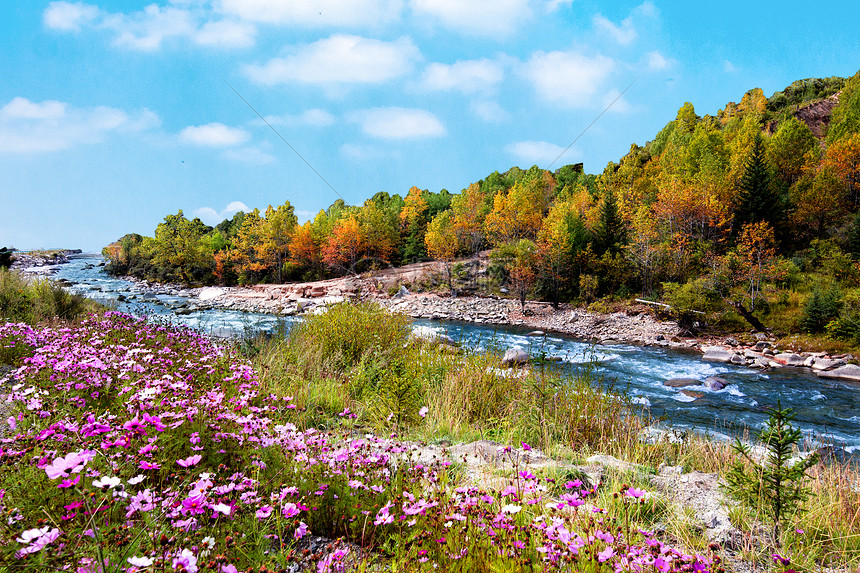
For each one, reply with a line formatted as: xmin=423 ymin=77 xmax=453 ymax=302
xmin=55 ymin=253 xmax=860 ymax=455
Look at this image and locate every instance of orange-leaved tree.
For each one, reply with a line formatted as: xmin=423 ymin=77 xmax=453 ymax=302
xmin=322 ymin=215 xmax=365 ymax=275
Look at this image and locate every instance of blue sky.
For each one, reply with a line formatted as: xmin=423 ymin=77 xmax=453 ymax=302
xmin=1 ymin=0 xmax=858 ymax=252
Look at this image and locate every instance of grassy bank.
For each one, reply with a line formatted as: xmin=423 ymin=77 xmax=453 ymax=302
xmin=0 ymin=301 xmax=857 ymax=571
xmin=0 ymin=268 xmax=97 ymax=325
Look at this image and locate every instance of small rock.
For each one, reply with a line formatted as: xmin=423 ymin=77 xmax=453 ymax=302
xmin=703 ymin=377 xmax=729 ymax=391
xmin=724 ymin=337 xmax=739 ymax=347
xmin=664 ymin=378 xmax=700 ymax=388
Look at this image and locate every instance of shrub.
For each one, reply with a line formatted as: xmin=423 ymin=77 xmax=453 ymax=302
xmin=289 ymin=301 xmax=411 ymax=372
xmin=723 ymin=403 xmax=819 ymax=545
xmin=800 ymin=288 xmax=843 ymax=332
xmin=1 ymin=269 xmax=94 ymax=324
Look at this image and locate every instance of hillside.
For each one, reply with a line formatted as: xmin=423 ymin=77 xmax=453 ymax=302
xmin=99 ymin=70 xmax=860 ymax=342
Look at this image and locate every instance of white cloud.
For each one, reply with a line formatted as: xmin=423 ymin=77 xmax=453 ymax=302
xmin=102 ymin=5 xmax=197 ymax=51
xmin=180 ymin=123 xmax=250 ymax=146
xmin=44 ymin=2 xmax=255 ymax=50
xmin=471 ymin=100 xmax=508 ymax=123
xmin=593 ymin=14 xmax=636 ymax=45
xmin=521 ymin=50 xmax=615 ymax=108
xmin=645 ymin=50 xmax=670 ymax=71
xmin=410 ymin=0 xmax=532 ymax=37
xmin=545 ymin=0 xmax=573 ymax=12
xmin=193 ymin=201 xmax=250 ymax=225
xmin=43 ymin=1 xmax=99 ymax=32
xmin=259 ymin=109 xmax=336 ymax=127
xmin=222 ymin=146 xmax=276 ymax=164
xmin=0 ymin=97 xmax=67 ymax=120
xmin=506 ymin=140 xmax=568 ymax=165
xmin=0 ymin=97 xmax=158 ymax=153
xmin=216 ymin=0 xmax=403 ymax=27
xmin=724 ymin=60 xmax=737 ymax=73
xmin=348 ymin=107 xmax=445 ymax=140
xmin=194 ymin=20 xmax=256 ymax=48
xmin=600 ymin=89 xmax=632 ymax=114
xmin=418 ymin=59 xmax=504 ymax=95
xmin=245 ymin=35 xmax=419 ymax=88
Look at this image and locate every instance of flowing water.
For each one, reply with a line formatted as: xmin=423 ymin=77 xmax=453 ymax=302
xmin=52 ymin=254 xmax=860 ymax=457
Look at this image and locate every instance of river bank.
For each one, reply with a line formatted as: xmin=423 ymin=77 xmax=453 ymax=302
xmin=16 ymin=251 xmax=860 ymax=386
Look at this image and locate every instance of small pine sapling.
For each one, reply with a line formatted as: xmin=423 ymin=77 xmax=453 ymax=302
xmin=724 ymin=403 xmax=819 ymax=545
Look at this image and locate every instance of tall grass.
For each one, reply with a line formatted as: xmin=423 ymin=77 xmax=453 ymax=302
xmin=254 ymin=301 xmax=645 ymax=455
xmin=0 ymin=268 xmax=94 ymax=325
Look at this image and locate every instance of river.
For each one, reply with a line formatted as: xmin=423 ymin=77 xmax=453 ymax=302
xmin=52 ymin=253 xmax=860 ymax=457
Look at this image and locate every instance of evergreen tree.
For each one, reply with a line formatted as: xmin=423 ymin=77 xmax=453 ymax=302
xmin=734 ymin=133 xmax=781 ymax=236
xmin=593 ymin=189 xmax=627 ymax=256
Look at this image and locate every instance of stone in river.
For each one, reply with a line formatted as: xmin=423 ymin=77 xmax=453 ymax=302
xmin=680 ymin=389 xmax=705 ymax=399
xmin=703 ymin=377 xmax=729 ymax=391
xmin=198 ymin=287 xmax=225 ymax=301
xmin=702 ymin=346 xmax=734 ymax=363
xmin=773 ymin=353 xmax=806 ymax=367
xmin=527 ymin=330 xmax=544 ymax=337
xmin=664 ymin=378 xmax=700 ymax=388
xmin=502 ymin=347 xmax=529 ymax=365
xmin=817 ymin=364 xmax=860 ymax=383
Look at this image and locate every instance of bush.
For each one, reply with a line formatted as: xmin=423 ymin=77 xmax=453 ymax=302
xmin=289 ymin=301 xmax=411 ymax=371
xmin=0 ymin=269 xmax=95 ymax=324
xmin=800 ymin=288 xmax=843 ymax=332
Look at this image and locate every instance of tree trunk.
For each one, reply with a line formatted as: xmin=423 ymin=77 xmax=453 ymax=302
xmin=730 ymin=301 xmax=767 ymax=332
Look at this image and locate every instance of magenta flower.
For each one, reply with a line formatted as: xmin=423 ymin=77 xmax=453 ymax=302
xmin=625 ymin=486 xmax=646 ymax=499
xmin=139 ymin=461 xmax=160 ymax=470
xmin=176 ymin=454 xmax=202 ymax=468
xmin=58 ymin=475 xmax=80 ymax=489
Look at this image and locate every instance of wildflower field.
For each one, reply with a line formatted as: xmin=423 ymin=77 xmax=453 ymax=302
xmin=0 ymin=310 xmax=720 ymax=572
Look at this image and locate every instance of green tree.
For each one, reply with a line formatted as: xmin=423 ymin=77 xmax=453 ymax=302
xmin=592 ymin=188 xmax=627 ymax=256
xmin=826 ymin=71 xmax=860 ymax=145
xmin=768 ymin=116 xmax=818 ymax=186
xmin=724 ymin=403 xmax=819 ymax=545
xmin=733 ymin=133 xmax=781 ymax=236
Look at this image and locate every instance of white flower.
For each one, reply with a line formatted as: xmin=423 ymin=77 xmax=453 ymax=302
xmin=92 ymin=476 xmax=122 ymax=489
xmin=212 ymin=503 xmax=231 ymax=516
xmin=127 ymin=555 xmax=154 ymax=567
xmin=501 ymin=504 xmax=522 ymax=514
xmin=418 ymin=406 xmax=428 ymax=418
xmin=128 ymin=474 xmax=146 ymax=485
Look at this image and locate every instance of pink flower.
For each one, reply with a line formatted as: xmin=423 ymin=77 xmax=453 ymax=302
xmin=139 ymin=461 xmax=160 ymax=470
xmin=221 ymin=566 xmax=238 ymax=573
xmin=172 ymin=548 xmax=198 ymax=573
xmin=294 ymin=521 xmax=309 ymax=540
xmin=598 ymin=546 xmax=615 ymax=562
xmin=255 ymin=505 xmax=273 ymax=520
xmin=176 ymin=454 xmax=202 ymax=468
xmin=418 ymin=406 xmax=428 ymax=418
xmin=281 ymin=502 xmax=300 ymax=518
xmin=625 ymin=486 xmax=646 ymax=499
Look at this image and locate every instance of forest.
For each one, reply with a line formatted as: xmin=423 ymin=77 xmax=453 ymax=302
xmin=103 ymin=71 xmax=860 ymax=338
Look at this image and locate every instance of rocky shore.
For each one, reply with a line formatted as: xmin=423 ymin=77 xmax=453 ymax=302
xmin=9 ymin=249 xmax=82 ymax=274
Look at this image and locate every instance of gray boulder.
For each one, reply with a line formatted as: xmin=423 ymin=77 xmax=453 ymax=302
xmin=817 ymin=364 xmax=860 ymax=383
xmin=703 ymin=376 xmax=729 ymax=391
xmin=502 ymin=347 xmax=529 ymax=365
xmin=702 ymin=346 xmax=734 ymax=363
xmin=774 ymin=353 xmax=806 ymax=367
xmin=664 ymin=378 xmax=700 ymax=388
